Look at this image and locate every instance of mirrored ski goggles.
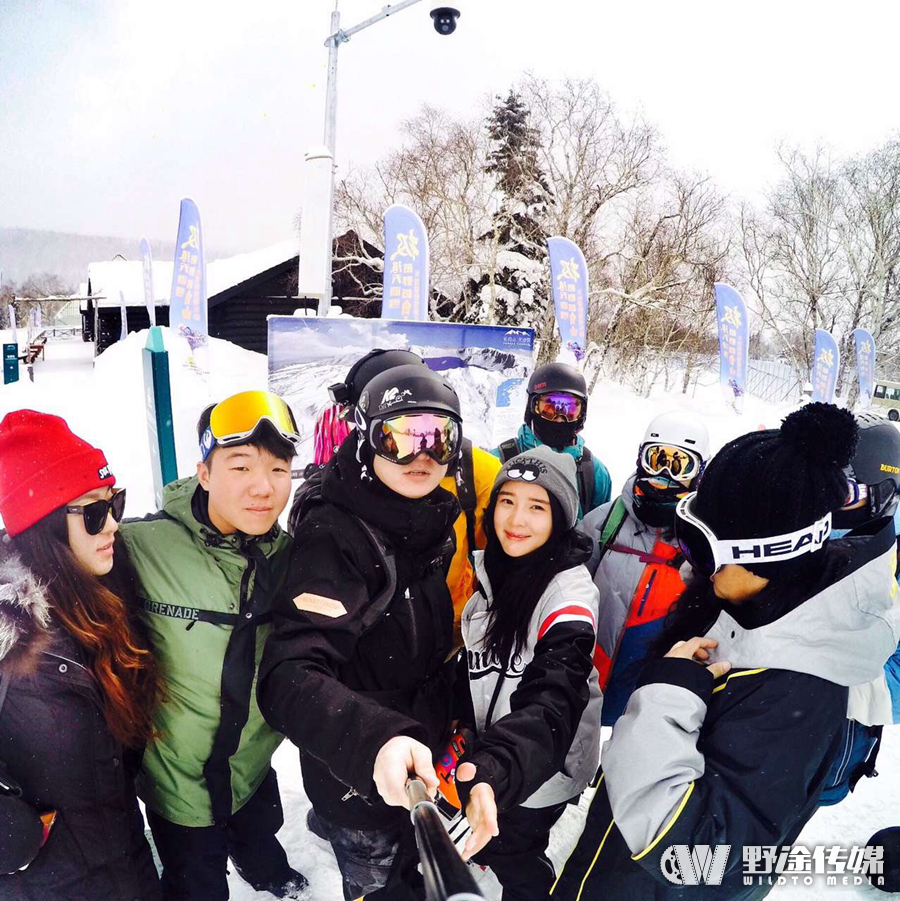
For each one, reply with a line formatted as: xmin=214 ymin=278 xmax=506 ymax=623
xmin=66 ymin=489 xmax=127 ymax=536
xmin=532 ymin=393 xmax=584 ymax=423
xmin=842 ymin=480 xmax=870 ymax=509
xmin=373 ymin=413 xmax=462 ymax=466
xmin=640 ymin=443 xmax=702 ymax=482
xmin=202 ymin=391 xmax=300 ymax=462
xmin=675 ymin=492 xmax=831 ymax=576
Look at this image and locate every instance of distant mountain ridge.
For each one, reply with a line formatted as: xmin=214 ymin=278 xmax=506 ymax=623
xmin=0 ymin=227 xmax=234 ymax=290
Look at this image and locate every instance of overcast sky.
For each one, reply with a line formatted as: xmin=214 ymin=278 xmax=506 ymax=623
xmin=2 ymin=0 xmax=899 ymax=256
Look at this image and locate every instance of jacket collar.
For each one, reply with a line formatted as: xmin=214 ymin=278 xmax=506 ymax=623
xmin=0 ymin=541 xmax=54 ymax=671
xmin=706 ymin=517 xmax=900 ymax=687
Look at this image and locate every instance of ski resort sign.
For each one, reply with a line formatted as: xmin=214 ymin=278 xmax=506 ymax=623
xmin=381 ymin=204 xmax=430 ymax=322
xmin=267 ymin=317 xmax=535 ymax=463
xmin=547 ymin=236 xmax=588 ymax=364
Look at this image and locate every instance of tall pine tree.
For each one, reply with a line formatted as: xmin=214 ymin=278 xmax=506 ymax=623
xmin=467 ymin=91 xmax=553 ymax=327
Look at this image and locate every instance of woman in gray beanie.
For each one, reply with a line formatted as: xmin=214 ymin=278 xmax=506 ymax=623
xmin=454 ymin=443 xmax=601 ymax=901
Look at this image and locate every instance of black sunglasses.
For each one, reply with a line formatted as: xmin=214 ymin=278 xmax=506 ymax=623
xmin=66 ymin=489 xmax=126 ymax=536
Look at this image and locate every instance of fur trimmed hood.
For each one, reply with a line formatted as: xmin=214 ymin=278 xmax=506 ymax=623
xmin=0 ymin=541 xmax=53 ymax=671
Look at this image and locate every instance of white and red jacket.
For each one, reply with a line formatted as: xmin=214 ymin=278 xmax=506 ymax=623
xmin=460 ymin=551 xmax=602 ymax=810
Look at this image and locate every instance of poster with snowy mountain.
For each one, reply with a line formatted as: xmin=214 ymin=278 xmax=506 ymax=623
xmin=267 ymin=317 xmax=535 ymax=462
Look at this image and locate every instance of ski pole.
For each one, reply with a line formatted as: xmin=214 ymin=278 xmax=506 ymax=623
xmin=406 ymin=779 xmax=484 ymax=901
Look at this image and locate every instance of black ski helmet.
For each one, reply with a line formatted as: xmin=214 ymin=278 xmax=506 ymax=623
xmin=328 ymin=349 xmax=427 ymax=415
xmin=832 ymin=411 xmax=900 ymax=529
xmin=525 ymin=362 xmax=588 ymax=445
xmin=355 ymin=363 xmax=463 ymax=460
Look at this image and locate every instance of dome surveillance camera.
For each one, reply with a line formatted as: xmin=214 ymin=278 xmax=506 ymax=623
xmin=430 ymin=7 xmax=460 ymax=36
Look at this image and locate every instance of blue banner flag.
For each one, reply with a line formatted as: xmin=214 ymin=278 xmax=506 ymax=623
xmin=381 ymin=204 xmax=430 ymax=321
xmin=812 ymin=328 xmax=840 ymax=404
xmin=140 ymin=237 xmax=156 ymax=327
xmin=714 ymin=283 xmax=750 ymax=411
xmin=853 ymin=328 xmax=876 ymax=408
xmin=547 ymin=236 xmax=589 ymax=363
xmin=119 ymin=290 xmax=128 ymax=342
xmin=168 ymin=198 xmax=209 ymax=375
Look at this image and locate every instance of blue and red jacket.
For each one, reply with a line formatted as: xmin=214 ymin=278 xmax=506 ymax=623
xmin=578 ymin=477 xmax=686 ymax=726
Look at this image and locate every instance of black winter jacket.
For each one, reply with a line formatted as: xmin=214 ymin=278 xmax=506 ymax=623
xmin=259 ymin=437 xmax=460 ymax=828
xmin=0 ymin=547 xmax=160 ymax=901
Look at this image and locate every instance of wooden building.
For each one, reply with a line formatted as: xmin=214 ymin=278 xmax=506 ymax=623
xmin=86 ymin=231 xmax=386 ymax=355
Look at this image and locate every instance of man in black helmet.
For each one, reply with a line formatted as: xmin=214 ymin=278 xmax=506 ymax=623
xmin=259 ymin=364 xmax=464 ymax=900
xmin=289 ymin=347 xmax=501 ymax=647
xmin=491 ymin=362 xmax=611 ymax=519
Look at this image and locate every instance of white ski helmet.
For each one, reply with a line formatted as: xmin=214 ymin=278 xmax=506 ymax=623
xmin=640 ymin=410 xmax=711 ymax=462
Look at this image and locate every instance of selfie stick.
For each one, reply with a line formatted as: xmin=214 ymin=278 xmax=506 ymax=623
xmin=406 ymin=779 xmax=484 ymax=901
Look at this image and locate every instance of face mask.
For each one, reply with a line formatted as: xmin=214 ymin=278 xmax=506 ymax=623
xmin=531 ymin=416 xmax=579 ymax=449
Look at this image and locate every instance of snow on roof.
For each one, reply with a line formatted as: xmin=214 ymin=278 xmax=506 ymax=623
xmin=87 ymin=238 xmax=298 ymax=308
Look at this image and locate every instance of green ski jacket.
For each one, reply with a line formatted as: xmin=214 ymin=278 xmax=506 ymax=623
xmin=120 ymin=477 xmax=291 ymax=826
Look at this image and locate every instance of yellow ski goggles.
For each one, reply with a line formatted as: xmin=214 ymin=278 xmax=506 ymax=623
xmin=201 ymin=391 xmax=300 ymax=461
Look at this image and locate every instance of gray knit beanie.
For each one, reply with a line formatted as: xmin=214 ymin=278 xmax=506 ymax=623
xmin=495 ymin=444 xmax=580 ymax=529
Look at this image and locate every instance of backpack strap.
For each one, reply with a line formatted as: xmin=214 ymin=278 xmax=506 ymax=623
xmin=498 ymin=438 xmax=520 ymax=463
xmin=596 ymin=496 xmax=628 ymax=565
xmin=352 ymin=517 xmax=398 ymax=636
xmin=456 ymin=439 xmax=478 ymax=559
xmin=576 ymin=446 xmax=595 ymax=514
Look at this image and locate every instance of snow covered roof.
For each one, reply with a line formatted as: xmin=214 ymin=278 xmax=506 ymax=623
xmin=87 ymin=238 xmax=298 ymax=308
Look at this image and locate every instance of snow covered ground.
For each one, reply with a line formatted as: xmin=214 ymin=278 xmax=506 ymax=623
xmin=1 ymin=330 xmax=897 ymax=899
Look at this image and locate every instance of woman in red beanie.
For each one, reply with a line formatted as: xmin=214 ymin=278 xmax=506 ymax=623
xmin=0 ymin=409 xmax=162 ymax=900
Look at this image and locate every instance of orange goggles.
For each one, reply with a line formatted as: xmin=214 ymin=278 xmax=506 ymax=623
xmin=201 ymin=391 xmax=300 ymax=461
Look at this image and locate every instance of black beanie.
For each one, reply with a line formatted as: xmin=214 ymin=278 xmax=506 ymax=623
xmin=695 ymin=403 xmax=857 ymax=579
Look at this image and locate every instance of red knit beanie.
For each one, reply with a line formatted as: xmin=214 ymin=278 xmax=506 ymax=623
xmin=0 ymin=410 xmax=116 ymax=537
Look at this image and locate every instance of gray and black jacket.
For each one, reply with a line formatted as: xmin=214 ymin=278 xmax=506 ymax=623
xmin=458 ymin=552 xmax=601 ymax=811
xmin=551 ymin=519 xmax=900 ymax=901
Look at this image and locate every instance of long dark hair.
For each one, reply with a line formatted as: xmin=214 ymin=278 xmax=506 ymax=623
xmin=11 ymin=507 xmax=161 ymax=747
xmin=482 ymin=491 xmax=592 ymax=667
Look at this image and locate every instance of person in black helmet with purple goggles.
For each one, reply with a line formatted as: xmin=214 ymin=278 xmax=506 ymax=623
xmin=491 ymin=362 xmax=611 ymax=520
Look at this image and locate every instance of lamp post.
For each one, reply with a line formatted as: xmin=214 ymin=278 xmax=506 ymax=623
xmin=298 ymin=2 xmax=459 ymax=316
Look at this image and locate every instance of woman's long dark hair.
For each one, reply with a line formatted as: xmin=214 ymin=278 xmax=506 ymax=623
xmin=11 ymin=507 xmax=161 ymax=747
xmin=482 ymin=491 xmax=592 ymax=667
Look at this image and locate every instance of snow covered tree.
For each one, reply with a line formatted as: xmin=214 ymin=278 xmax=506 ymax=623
xmin=466 ymin=91 xmax=554 ymax=335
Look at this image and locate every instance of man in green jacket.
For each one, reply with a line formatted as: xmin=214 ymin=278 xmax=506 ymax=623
xmin=120 ymin=391 xmax=306 ymax=901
